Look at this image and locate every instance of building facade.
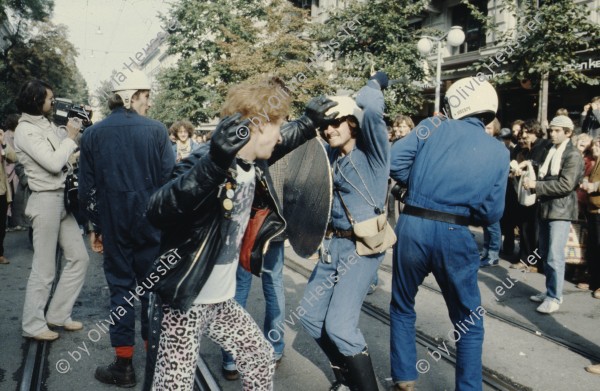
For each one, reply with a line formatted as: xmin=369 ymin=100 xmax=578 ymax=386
xmin=311 ymin=0 xmax=600 ymax=126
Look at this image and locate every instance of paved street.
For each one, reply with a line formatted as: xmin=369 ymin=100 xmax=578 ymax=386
xmin=1 ymin=228 xmax=600 ymax=390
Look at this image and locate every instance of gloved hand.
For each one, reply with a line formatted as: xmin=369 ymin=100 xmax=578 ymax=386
xmin=369 ymin=71 xmax=389 ymax=90
xmin=210 ymin=113 xmax=252 ymax=169
xmin=304 ymin=96 xmax=339 ymax=132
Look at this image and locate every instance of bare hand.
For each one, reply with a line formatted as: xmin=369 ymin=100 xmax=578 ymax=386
xmin=89 ymin=232 xmax=104 ymax=253
xmin=0 ymin=129 xmax=4 ymax=145
xmin=66 ymin=118 xmax=82 ymax=140
xmin=523 ymin=178 xmax=536 ymax=191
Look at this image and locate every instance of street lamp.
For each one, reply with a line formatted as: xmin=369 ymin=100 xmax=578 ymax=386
xmin=417 ymin=26 xmax=465 ymax=114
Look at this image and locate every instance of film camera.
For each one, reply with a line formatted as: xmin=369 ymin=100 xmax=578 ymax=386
xmin=53 ymin=98 xmax=93 ymax=131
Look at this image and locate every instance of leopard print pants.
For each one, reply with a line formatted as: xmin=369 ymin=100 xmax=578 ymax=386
xmin=151 ymin=298 xmax=275 ymax=390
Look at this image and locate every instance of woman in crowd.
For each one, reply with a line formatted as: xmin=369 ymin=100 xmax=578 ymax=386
xmin=170 ymin=119 xmax=200 ymax=161
xmin=391 ymin=114 xmax=414 ymax=142
xmin=15 ymin=79 xmax=89 ymax=341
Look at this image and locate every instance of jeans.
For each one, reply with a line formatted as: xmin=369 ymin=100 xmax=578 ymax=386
xmin=538 ymin=219 xmax=571 ymax=301
xmin=481 ymin=221 xmax=501 ymax=261
xmin=222 ymin=241 xmax=285 ymax=371
xmin=390 ymin=215 xmax=483 ymax=391
xmin=299 ymin=237 xmax=383 ymax=356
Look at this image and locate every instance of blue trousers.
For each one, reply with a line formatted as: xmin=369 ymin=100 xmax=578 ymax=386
xmin=538 ymin=219 xmax=570 ymax=301
xmin=482 ymin=221 xmax=501 ymax=260
xmin=300 ymin=237 xmax=383 ymax=356
xmin=390 ymin=215 xmax=484 ymax=391
xmin=222 ymin=241 xmax=285 ymax=370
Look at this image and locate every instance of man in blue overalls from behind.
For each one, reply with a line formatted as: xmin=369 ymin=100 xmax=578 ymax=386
xmin=389 ymin=77 xmax=509 ymax=391
xmin=79 ymin=70 xmax=175 ymax=387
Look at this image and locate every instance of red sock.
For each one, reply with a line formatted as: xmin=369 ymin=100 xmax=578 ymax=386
xmin=115 ymin=346 xmax=134 ymax=359
xmin=144 ymin=340 xmax=148 ymax=351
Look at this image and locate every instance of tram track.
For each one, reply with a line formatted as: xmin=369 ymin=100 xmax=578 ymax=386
xmin=378 ymin=263 xmax=600 ymax=364
xmin=284 ymin=257 xmax=527 ymax=391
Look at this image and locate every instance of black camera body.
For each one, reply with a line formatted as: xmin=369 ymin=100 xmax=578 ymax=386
xmin=53 ymin=98 xmax=93 ymax=131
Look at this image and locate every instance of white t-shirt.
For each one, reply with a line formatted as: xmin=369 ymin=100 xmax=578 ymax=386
xmin=194 ymin=164 xmax=256 ymax=304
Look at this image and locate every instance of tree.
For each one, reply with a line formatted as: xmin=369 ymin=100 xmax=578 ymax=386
xmin=0 ymin=20 xmax=89 ymax=117
xmin=309 ymin=0 xmax=429 ymax=118
xmin=471 ymin=0 xmax=600 ymax=122
xmin=150 ymin=0 xmax=332 ymax=126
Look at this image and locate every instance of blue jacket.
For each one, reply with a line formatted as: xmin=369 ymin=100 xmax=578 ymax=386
xmin=390 ymin=116 xmax=509 ymax=226
xmin=327 ymin=80 xmax=390 ymax=230
xmin=79 ymin=107 xmax=175 ymax=232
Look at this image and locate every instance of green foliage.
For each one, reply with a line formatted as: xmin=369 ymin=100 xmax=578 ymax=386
xmin=150 ymin=0 xmax=332 ymax=126
xmin=1 ymin=0 xmax=88 ymax=118
xmin=477 ymin=0 xmax=600 ymax=89
xmin=0 ymin=20 xmax=89 ymax=117
xmin=309 ymin=0 xmax=429 ymax=117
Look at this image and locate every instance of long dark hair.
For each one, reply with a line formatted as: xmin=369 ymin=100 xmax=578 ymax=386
xmin=16 ymin=80 xmax=53 ymax=115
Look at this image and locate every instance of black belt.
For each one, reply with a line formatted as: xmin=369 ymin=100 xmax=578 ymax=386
xmin=403 ymin=204 xmax=471 ymax=226
xmin=326 ymin=224 xmax=354 ymax=239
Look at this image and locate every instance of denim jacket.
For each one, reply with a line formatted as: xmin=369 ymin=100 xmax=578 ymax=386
xmin=327 ymin=80 xmax=390 ymax=230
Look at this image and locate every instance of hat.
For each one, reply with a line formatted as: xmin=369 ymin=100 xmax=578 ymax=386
xmin=549 ymin=115 xmax=574 ymax=130
xmin=498 ymin=128 xmax=512 ymax=139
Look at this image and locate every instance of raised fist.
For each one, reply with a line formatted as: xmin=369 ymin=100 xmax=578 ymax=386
xmin=210 ymin=113 xmax=252 ymax=168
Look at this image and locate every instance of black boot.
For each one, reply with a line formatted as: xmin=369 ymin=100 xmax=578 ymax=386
xmin=341 ymin=349 xmax=378 ymax=391
xmin=329 ymin=363 xmax=349 ymax=390
xmin=316 ymin=333 xmax=349 ymax=390
xmin=95 ymin=357 xmax=136 ymax=388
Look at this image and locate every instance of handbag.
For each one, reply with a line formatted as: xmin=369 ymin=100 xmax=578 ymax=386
xmin=564 ymin=221 xmax=587 ymax=265
xmin=337 ymin=190 xmax=397 ymax=256
xmin=517 ymin=161 xmax=536 ymax=207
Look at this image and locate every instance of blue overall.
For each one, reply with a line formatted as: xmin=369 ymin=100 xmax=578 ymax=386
xmin=299 ymin=81 xmax=390 ymax=356
xmin=79 ymin=107 xmax=174 ymax=347
xmin=389 ymin=116 xmax=509 ymax=390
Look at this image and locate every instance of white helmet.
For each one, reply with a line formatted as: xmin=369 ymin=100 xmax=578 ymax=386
xmin=111 ymin=70 xmax=152 ymax=109
xmin=444 ymin=77 xmax=498 ymax=123
xmin=326 ymin=96 xmax=364 ymax=126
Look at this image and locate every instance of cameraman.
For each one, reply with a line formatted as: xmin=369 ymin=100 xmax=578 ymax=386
xmin=15 ymin=79 xmax=90 ymax=341
xmin=581 ymin=97 xmax=600 ymax=137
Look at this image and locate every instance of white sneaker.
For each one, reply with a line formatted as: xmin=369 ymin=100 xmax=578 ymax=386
xmin=530 ymin=292 xmax=563 ymax=304
xmin=536 ymin=298 xmax=560 ymax=314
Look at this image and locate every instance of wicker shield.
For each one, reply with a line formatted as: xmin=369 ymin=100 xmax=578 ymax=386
xmin=269 ymin=138 xmax=332 ymax=257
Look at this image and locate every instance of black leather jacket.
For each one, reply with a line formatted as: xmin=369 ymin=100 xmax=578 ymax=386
xmin=145 ymin=115 xmax=316 ymax=312
xmin=142 ymin=116 xmax=316 ymax=391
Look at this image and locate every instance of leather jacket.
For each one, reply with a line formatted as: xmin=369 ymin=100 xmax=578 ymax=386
xmin=145 ymin=115 xmax=317 ymax=312
xmin=537 ymin=141 xmax=584 ymax=221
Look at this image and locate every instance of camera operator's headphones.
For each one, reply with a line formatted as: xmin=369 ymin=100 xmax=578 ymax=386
xmin=112 ymin=71 xmax=152 ymax=109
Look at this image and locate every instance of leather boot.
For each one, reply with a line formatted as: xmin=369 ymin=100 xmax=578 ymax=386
xmin=341 ymin=348 xmax=378 ymax=391
xmin=316 ymin=333 xmax=349 ymax=390
xmin=330 ymin=363 xmax=349 ymax=390
xmin=95 ymin=357 xmax=136 ymax=387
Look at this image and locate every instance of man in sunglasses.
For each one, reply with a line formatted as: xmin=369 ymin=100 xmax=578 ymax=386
xmin=299 ymin=71 xmax=390 ymax=391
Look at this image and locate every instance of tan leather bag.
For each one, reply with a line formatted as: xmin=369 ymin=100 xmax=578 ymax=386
xmin=338 ymin=190 xmax=397 ymax=256
xmin=352 ymin=213 xmax=397 ymax=256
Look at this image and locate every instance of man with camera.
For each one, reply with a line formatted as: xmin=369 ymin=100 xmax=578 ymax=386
xmin=581 ymin=97 xmax=600 ymax=137
xmin=78 ymin=70 xmax=175 ymax=387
